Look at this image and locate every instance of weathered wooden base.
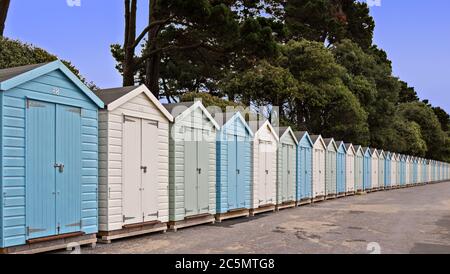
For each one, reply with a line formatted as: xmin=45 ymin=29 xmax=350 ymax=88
xmin=383 ymin=186 xmax=392 ymax=190
xmin=356 ymin=191 xmax=367 ymax=195
xmin=336 ymin=193 xmax=346 ymax=198
xmin=169 ymin=214 xmax=215 ymax=232
xmin=0 ymin=233 xmax=96 ymax=254
xmin=297 ymin=198 xmax=313 ymax=206
xmin=345 ymin=191 xmax=356 ymax=196
xmin=250 ymin=205 xmax=276 ymax=216
xmin=325 ymin=194 xmax=337 ymax=200
xmin=276 ymin=201 xmax=296 ymax=211
xmin=97 ymin=222 xmax=167 ymax=244
xmin=215 ymin=209 xmax=250 ymax=222
xmin=312 ymin=196 xmax=325 ymax=203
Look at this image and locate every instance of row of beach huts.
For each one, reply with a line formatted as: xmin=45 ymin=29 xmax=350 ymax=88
xmin=0 ymin=61 xmax=448 ymax=253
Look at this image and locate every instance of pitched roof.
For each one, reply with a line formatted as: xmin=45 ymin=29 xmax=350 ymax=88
xmin=345 ymin=143 xmax=353 ymax=150
xmin=295 ymin=131 xmax=309 ymax=141
xmin=310 ymin=135 xmax=321 ymax=143
xmin=0 ymin=61 xmax=103 ymax=108
xmin=0 ymin=63 xmax=48 ymax=83
xmin=94 ymin=86 xmax=137 ymax=106
xmin=163 ymin=102 xmax=196 ymax=114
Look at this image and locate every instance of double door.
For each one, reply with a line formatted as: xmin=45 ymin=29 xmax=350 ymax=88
xmin=298 ymin=147 xmax=312 ymax=199
xmin=258 ymin=141 xmax=274 ymax=205
xmin=26 ymin=100 xmax=82 ymax=239
xmin=281 ymin=144 xmax=295 ymax=202
xmin=122 ymin=116 xmax=159 ymax=225
xmin=227 ymin=135 xmax=246 ymax=210
xmin=184 ymin=128 xmax=210 ymax=217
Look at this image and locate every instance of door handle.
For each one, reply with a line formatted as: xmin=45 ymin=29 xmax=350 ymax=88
xmin=141 ymin=166 xmax=148 ymax=173
xmin=237 ymin=169 xmax=240 ymax=175
xmin=266 ymin=170 xmax=269 ymax=175
xmin=54 ymin=163 xmax=64 ymax=173
xmin=197 ymin=168 xmax=202 ymax=174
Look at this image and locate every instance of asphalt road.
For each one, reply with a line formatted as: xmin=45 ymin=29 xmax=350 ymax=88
xmin=70 ymin=182 xmax=450 ymax=254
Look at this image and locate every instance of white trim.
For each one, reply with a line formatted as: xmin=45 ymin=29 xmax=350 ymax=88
xmin=255 ymin=120 xmax=280 ymax=143
xmin=280 ymin=127 xmax=298 ymax=145
xmin=313 ymin=135 xmax=327 ymax=150
xmin=174 ymin=101 xmax=220 ymax=130
xmin=346 ymin=144 xmax=356 ymax=155
xmin=223 ymin=112 xmax=254 ymax=137
xmin=325 ymin=138 xmax=338 ymax=152
xmin=107 ymin=84 xmax=174 ymax=122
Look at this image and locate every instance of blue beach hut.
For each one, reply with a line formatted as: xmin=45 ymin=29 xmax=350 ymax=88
xmin=295 ymin=131 xmax=313 ymax=205
xmin=0 ymin=61 xmax=103 ymax=253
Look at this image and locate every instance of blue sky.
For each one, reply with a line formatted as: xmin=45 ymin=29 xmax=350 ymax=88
xmin=4 ymin=0 xmax=450 ymax=111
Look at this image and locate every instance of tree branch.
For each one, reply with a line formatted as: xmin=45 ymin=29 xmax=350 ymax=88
xmin=132 ymin=16 xmax=175 ymax=49
xmin=137 ymin=42 xmax=204 ymax=65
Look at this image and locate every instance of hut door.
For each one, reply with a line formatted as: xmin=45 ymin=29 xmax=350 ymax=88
xmin=123 ymin=116 xmax=159 ymax=225
xmin=123 ymin=116 xmax=143 ymax=225
xmin=55 ymin=105 xmax=82 ymax=234
xmin=184 ymin=128 xmax=198 ymax=216
xmin=26 ymin=100 xmax=57 ymax=239
xmin=227 ymin=136 xmax=238 ymax=210
xmin=26 ymin=101 xmax=82 ymax=239
xmin=197 ymin=130 xmax=210 ymax=214
xmin=236 ymin=139 xmax=246 ymax=208
xmin=286 ymin=145 xmax=295 ymax=201
xmin=141 ymin=119 xmax=159 ymax=222
xmin=258 ymin=141 xmax=268 ymax=205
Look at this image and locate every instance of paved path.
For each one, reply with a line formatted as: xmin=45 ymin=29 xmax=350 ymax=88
xmin=72 ymin=182 xmax=450 ymax=254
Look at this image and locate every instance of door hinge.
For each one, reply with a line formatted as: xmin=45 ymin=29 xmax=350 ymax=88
xmin=66 ymin=220 xmax=82 ymax=228
xmin=123 ymin=215 xmax=136 ymax=222
xmin=26 ymin=227 xmax=47 ymax=236
xmin=57 ymin=223 xmax=61 ymax=234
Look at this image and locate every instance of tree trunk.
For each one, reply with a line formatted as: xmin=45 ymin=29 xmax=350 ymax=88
xmin=144 ymin=0 xmax=161 ymax=98
xmin=122 ymin=0 xmax=137 ymax=86
xmin=0 ymin=0 xmax=11 ymax=37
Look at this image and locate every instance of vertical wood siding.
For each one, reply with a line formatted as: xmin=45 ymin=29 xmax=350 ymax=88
xmin=1 ymin=70 xmax=98 ymax=248
xmin=169 ymin=106 xmax=216 ymax=222
xmin=98 ymin=93 xmax=170 ymax=231
xmin=216 ymin=116 xmax=251 ymax=213
xmin=277 ymin=132 xmax=297 ymax=204
xmin=252 ymin=125 xmax=277 ymax=209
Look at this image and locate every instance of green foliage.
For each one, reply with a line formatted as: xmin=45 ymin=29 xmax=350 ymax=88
xmin=398 ymin=102 xmax=447 ymax=159
xmin=0 ymin=37 xmax=97 ymax=89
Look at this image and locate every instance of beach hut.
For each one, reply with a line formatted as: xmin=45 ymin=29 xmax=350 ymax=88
xmin=164 ymin=101 xmax=219 ymax=231
xmin=384 ymin=152 xmax=392 ymax=188
xmin=427 ymin=160 xmax=432 ymax=183
xmin=0 ymin=61 xmax=104 ymax=253
xmin=295 ymin=131 xmax=314 ymax=205
xmin=363 ymin=147 xmax=372 ymax=191
xmin=276 ymin=127 xmax=298 ymax=210
xmin=250 ymin=120 xmax=278 ymax=215
xmin=311 ymin=135 xmax=327 ymax=201
xmin=214 ymin=111 xmax=253 ymax=221
xmin=421 ymin=159 xmax=428 ymax=184
xmin=417 ymin=158 xmax=422 ymax=185
xmin=336 ymin=141 xmax=347 ymax=197
xmin=405 ymin=156 xmax=412 ymax=185
xmin=324 ymin=138 xmax=338 ymax=199
xmin=391 ymin=153 xmax=398 ymax=188
xmin=94 ymin=85 xmax=173 ymax=242
xmin=378 ymin=150 xmax=385 ymax=190
xmin=354 ymin=145 xmax=364 ymax=192
xmin=370 ymin=149 xmax=379 ymax=190
xmin=345 ymin=144 xmax=356 ymax=195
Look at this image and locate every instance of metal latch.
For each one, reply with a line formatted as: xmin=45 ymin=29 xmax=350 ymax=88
xmin=197 ymin=168 xmax=202 ymax=174
xmin=266 ymin=170 xmax=269 ymax=175
xmin=54 ymin=163 xmax=65 ymax=173
xmin=141 ymin=166 xmax=148 ymax=173
xmin=148 ymin=212 xmax=159 ymax=218
xmin=237 ymin=169 xmax=240 ymax=175
xmin=66 ymin=221 xmax=82 ymax=227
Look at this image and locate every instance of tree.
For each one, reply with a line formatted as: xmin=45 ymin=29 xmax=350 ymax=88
xmin=0 ymin=0 xmax=10 ymax=37
xmin=398 ymin=102 xmax=447 ymax=160
xmin=113 ymin=0 xmax=277 ymax=99
xmin=221 ymin=60 xmax=299 ymax=121
xmin=393 ymin=118 xmax=427 ymax=156
xmin=0 ymin=37 xmax=97 ymax=89
xmin=398 ymin=80 xmax=419 ymax=103
xmin=279 ymin=39 xmax=369 ymax=143
xmin=284 ymin=0 xmax=374 ymax=48
xmin=432 ymin=106 xmax=450 ymax=132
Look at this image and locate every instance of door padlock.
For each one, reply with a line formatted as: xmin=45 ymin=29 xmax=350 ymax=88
xmin=54 ymin=163 xmax=64 ymax=173
xmin=141 ymin=166 xmax=148 ymax=173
